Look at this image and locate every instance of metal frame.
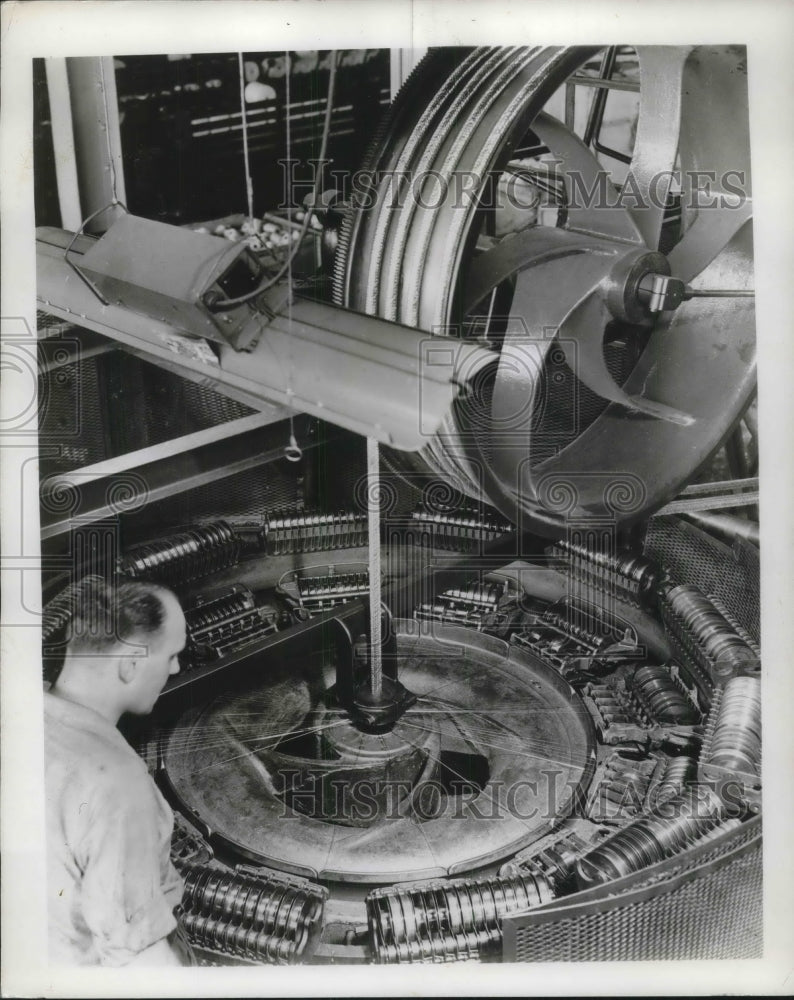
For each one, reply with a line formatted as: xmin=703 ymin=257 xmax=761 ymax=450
xmin=43 ymin=59 xmax=82 ymax=231
xmin=39 ymin=412 xmax=316 ymax=541
xmin=37 ymin=225 xmax=495 ymax=451
xmin=502 ymin=816 xmax=762 ymax=961
xmin=64 ymin=57 xmax=127 ymax=231
xmin=390 ymin=48 xmax=428 ymax=99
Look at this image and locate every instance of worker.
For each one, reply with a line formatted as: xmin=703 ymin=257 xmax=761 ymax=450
xmin=44 ymin=577 xmax=193 ymax=966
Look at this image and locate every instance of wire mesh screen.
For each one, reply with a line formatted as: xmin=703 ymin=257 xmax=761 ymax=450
xmin=505 ymin=833 xmax=762 ymax=962
xmin=132 ymin=360 xmax=257 ymax=444
xmin=38 ymin=356 xmax=109 ymax=475
xmin=37 ymin=310 xmax=74 ymax=334
xmin=180 ymin=380 xmax=254 ymax=427
xmin=119 ymin=459 xmax=303 ymax=544
xmin=37 ymin=342 xmax=259 ymax=478
xmin=644 ymin=515 xmax=760 ymax=643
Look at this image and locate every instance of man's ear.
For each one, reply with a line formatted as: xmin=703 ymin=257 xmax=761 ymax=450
xmin=118 ymin=656 xmax=139 ymax=684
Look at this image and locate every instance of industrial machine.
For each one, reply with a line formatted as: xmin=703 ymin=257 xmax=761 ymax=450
xmin=36 ymin=45 xmax=760 ymax=965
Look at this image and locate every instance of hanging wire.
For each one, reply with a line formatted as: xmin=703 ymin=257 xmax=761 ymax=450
xmin=366 ymin=437 xmax=383 ymax=698
xmin=206 ymin=49 xmax=338 ymax=309
xmin=281 ymin=51 xmax=338 ymax=461
xmin=284 ymin=51 xmax=301 ymax=463
xmin=238 ymin=53 xmax=255 ymax=222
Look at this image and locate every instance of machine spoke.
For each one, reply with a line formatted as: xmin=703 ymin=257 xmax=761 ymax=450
xmin=557 ymin=289 xmax=694 ymax=424
xmin=624 ymin=46 xmax=693 ymax=250
xmin=531 ymin=111 xmax=645 ymax=244
xmin=667 ymin=199 xmax=753 ymax=283
xmin=491 ymin=249 xmax=619 ymax=413
xmin=463 ymin=225 xmax=617 ymax=316
xmin=676 ymin=46 xmax=752 ymax=235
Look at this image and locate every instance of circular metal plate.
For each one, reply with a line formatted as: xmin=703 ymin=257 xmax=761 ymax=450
xmin=160 ymin=622 xmax=595 ymax=883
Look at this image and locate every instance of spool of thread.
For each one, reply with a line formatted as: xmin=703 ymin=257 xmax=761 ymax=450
xmin=576 ymin=784 xmax=725 ymax=888
xmin=705 ymin=675 xmax=761 ymax=776
xmin=367 ymin=871 xmax=552 ymax=963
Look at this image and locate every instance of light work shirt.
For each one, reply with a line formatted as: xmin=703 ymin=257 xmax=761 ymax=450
xmin=44 ymin=691 xmax=183 ymax=966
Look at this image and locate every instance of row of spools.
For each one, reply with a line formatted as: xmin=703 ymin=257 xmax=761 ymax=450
xmin=175 ymin=674 xmax=760 ymax=965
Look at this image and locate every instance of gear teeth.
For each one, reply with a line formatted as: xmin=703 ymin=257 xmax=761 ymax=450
xmin=331 ymin=48 xmax=473 ymax=307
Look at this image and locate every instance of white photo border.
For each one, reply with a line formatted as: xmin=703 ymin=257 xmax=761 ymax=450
xmin=2 ymin=1 xmax=793 ymax=995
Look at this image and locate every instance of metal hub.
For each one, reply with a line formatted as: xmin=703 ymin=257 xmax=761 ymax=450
xmin=319 ymin=708 xmax=438 ymax=763
xmin=342 ymin=674 xmax=419 ymax=734
xmin=604 ymin=247 xmax=670 ymax=325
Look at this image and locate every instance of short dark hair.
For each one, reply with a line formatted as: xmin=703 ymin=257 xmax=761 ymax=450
xmin=63 ymin=577 xmax=174 ymax=656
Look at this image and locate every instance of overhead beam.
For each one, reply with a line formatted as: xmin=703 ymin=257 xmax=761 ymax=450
xmin=37 ymin=225 xmax=496 ymax=451
xmin=43 ymin=59 xmax=82 ymax=231
xmin=64 ymin=57 xmax=127 ymax=232
xmin=39 ymin=414 xmax=317 ymax=541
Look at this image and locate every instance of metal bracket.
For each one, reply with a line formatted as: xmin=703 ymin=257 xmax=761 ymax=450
xmin=330 ymin=604 xmax=416 ymax=734
xmin=64 ymin=200 xmax=130 ymax=306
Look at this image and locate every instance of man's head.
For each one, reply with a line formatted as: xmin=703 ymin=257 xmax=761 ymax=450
xmin=57 ymin=578 xmax=186 ymax=720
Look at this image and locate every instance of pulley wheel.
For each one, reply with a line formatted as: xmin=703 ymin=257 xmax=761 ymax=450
xmin=333 ymin=46 xmax=755 ymax=532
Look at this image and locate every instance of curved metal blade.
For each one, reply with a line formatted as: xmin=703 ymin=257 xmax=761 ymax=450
xmin=667 ymin=201 xmax=753 ymax=283
xmin=485 ymin=249 xmax=620 ymax=503
xmin=490 ymin=250 xmax=619 ymax=424
xmin=531 ymin=112 xmax=645 ymax=244
xmin=558 ymin=289 xmax=695 ymax=424
xmin=625 ymin=46 xmax=694 ymax=250
xmin=463 ymin=225 xmax=617 ymax=314
xmin=533 ymin=222 xmax=755 ymax=518
xmin=677 ymin=46 xmax=752 ymax=235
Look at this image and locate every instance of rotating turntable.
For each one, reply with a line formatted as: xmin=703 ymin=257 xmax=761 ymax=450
xmin=159 ymin=622 xmax=595 ymax=884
